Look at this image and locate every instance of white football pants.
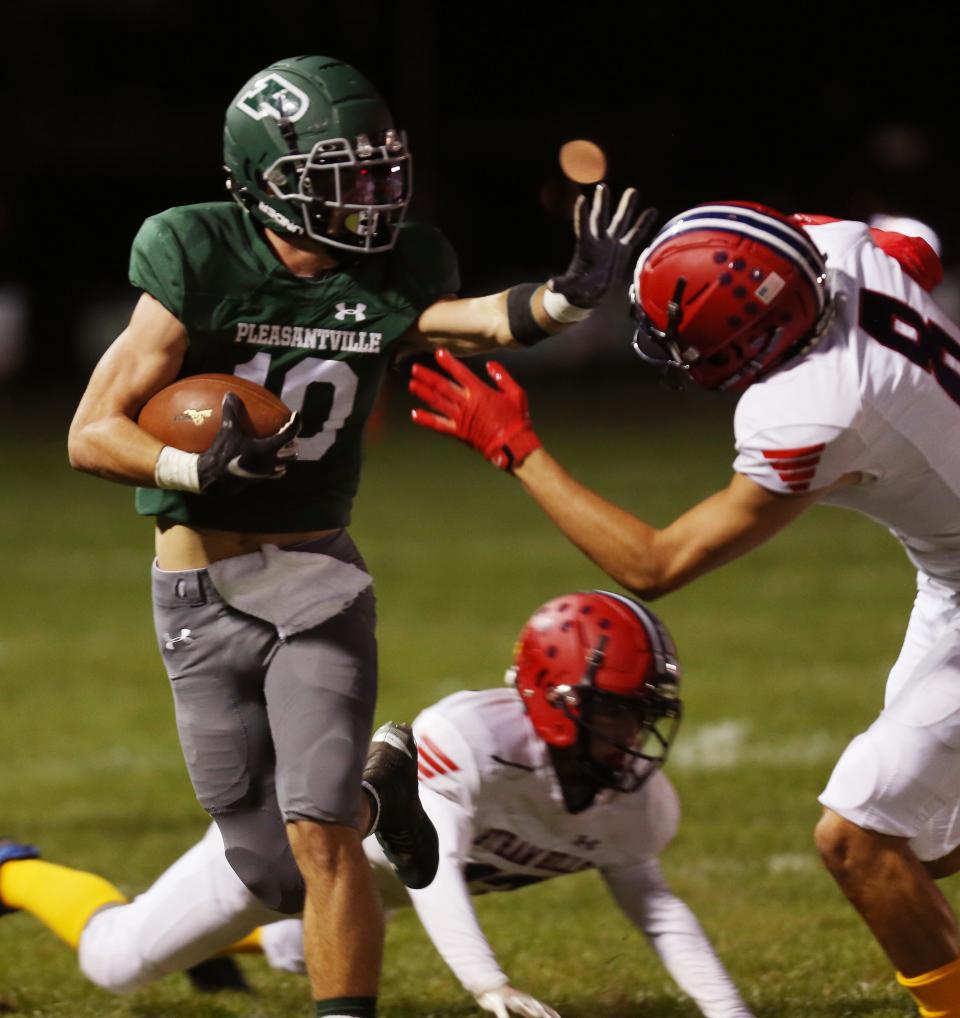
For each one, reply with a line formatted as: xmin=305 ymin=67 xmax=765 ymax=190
xmin=820 ymin=570 xmax=960 ymax=859
xmin=78 ymin=823 xmax=283 ymax=992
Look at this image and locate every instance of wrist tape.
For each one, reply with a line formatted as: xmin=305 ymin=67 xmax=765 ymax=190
xmin=154 ymin=446 xmax=201 ymax=493
xmin=542 ymin=286 xmax=593 ymax=324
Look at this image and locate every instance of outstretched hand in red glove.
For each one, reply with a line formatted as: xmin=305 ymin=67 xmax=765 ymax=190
xmin=409 ymin=349 xmax=542 ymax=472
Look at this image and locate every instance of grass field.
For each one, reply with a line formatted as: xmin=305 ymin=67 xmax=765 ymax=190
xmin=0 ymin=376 xmax=926 ymax=1016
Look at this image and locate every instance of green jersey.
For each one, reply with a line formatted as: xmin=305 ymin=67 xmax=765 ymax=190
xmin=131 ymin=202 xmax=459 ymax=532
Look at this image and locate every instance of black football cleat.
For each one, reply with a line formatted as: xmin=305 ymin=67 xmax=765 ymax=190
xmin=362 ymin=722 xmax=439 ymax=889
xmin=0 ymin=839 xmax=40 ymax=917
xmin=185 ymin=956 xmax=251 ymax=994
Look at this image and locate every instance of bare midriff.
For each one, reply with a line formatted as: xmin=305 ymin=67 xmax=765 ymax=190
xmin=155 ymin=518 xmax=340 ymax=570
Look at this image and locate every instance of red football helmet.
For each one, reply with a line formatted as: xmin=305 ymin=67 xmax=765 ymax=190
xmin=631 ymin=202 xmax=833 ymax=391
xmin=507 ymin=590 xmax=682 ymax=790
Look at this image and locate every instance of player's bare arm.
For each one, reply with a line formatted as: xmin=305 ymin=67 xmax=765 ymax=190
xmin=401 ymin=186 xmax=656 ymax=355
xmin=409 ymin=351 xmax=861 ymax=597
xmin=514 ymin=454 xmax=836 ymax=598
xmin=69 ymin=290 xmax=300 ymax=509
xmin=68 ymin=292 xmax=188 ymax=486
xmin=401 ymin=289 xmax=557 ymax=354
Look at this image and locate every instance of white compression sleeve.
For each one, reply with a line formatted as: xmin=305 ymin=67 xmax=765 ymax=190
xmin=407 ymin=787 xmax=508 ymax=996
xmin=78 ymin=824 xmax=283 ymax=993
xmin=602 ymin=859 xmax=754 ymax=1018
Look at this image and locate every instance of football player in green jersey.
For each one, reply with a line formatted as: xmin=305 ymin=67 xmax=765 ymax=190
xmin=66 ymin=55 xmax=653 ymax=1018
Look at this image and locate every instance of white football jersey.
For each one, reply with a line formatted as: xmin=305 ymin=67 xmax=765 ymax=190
xmin=412 ymin=687 xmax=679 ymax=890
xmin=734 ymin=220 xmax=960 ymax=587
xmin=398 ymin=689 xmax=754 ymax=1016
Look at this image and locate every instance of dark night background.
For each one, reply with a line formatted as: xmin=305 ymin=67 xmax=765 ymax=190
xmin=1 ymin=2 xmax=957 ymax=388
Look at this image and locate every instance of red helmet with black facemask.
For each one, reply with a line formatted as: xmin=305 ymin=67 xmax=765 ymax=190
xmin=631 ymin=202 xmax=833 ymax=391
xmin=507 ymin=591 xmax=682 ymax=793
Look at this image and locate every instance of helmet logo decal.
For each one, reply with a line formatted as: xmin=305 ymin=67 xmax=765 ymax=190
xmin=334 ymin=302 xmax=367 ymax=322
xmin=236 ymin=73 xmax=310 ymax=123
xmin=755 ymin=272 xmax=785 ymax=304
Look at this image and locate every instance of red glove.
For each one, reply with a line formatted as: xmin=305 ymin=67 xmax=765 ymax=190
xmin=409 ymin=349 xmax=542 ymax=472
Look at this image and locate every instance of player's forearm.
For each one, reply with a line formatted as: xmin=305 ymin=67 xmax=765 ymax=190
xmin=604 ymin=864 xmax=754 ymax=1018
xmin=513 ymin=449 xmax=676 ymax=599
xmin=68 ymin=413 xmax=164 ymax=487
xmin=411 ymin=287 xmax=566 ymax=354
xmin=474 ymin=286 xmax=565 ymax=350
xmin=407 ymin=790 xmax=508 ymax=994
xmin=408 ymin=862 xmax=507 ymax=995
xmin=641 ymin=895 xmax=755 ymax=1018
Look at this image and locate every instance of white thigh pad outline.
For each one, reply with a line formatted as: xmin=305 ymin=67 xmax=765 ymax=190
xmin=884 ymin=623 xmax=960 ymax=743
xmin=820 ymin=714 xmax=960 ymax=838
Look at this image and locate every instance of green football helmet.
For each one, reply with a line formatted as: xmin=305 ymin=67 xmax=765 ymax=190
xmin=223 ymin=55 xmax=412 ymax=254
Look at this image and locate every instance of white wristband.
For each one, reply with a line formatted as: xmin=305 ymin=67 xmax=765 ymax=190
xmin=154 ymin=445 xmax=201 ymax=493
xmin=542 ymin=286 xmax=593 ymax=324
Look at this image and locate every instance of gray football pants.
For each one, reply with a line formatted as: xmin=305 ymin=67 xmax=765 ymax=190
xmin=151 ymin=530 xmax=377 ymax=914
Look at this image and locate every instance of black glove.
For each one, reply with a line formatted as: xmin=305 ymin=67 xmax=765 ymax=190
xmin=197 ymin=392 xmax=301 ymax=495
xmin=548 ymin=184 xmax=657 ymax=309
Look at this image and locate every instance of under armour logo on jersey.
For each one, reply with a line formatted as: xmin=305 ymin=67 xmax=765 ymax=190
xmin=572 ymin=834 xmax=601 ymax=851
xmin=334 ymin=302 xmax=367 ymax=322
xmin=163 ymin=629 xmax=193 ymax=650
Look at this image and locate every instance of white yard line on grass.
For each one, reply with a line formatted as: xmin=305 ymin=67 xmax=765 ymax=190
xmin=670 ymin=719 xmax=840 ymax=771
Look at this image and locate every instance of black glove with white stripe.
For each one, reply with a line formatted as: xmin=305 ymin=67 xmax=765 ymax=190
xmin=547 ymin=185 xmax=657 ymax=315
xmin=198 ymin=392 xmax=301 ymax=495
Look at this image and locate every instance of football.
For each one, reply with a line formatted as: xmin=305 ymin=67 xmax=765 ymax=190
xmin=137 ymin=373 xmax=292 ymax=453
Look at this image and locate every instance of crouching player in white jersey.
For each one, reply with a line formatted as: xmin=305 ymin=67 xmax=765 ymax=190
xmin=409 ymin=204 xmax=960 ymax=1016
xmin=0 ymin=591 xmax=754 ymax=1018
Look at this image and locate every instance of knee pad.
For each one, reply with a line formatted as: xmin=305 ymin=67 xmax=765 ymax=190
xmin=225 ymin=845 xmax=304 ymax=914
xmin=217 ymin=812 xmax=305 ymax=914
xmin=820 ymin=716 xmax=960 ymax=839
